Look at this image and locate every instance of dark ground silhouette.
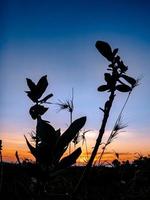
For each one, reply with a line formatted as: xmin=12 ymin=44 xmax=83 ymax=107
xmin=1 ymin=157 xmax=150 ymax=200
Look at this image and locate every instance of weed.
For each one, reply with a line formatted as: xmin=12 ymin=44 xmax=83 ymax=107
xmin=72 ymin=41 xmax=138 ymax=196
xmin=24 ymin=75 xmax=86 ymax=172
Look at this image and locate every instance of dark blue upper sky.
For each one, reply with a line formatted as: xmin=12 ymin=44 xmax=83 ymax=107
xmin=1 ymin=0 xmax=150 ymax=42
xmin=1 ymin=0 xmax=150 ymax=154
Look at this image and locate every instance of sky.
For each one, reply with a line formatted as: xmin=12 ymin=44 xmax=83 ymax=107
xmin=0 ymin=0 xmax=150 ymax=162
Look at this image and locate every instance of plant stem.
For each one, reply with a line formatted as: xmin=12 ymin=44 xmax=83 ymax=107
xmin=72 ymin=91 xmax=115 ymax=196
xmin=70 ymin=110 xmax=73 ymax=125
xmin=98 ymin=91 xmax=131 ymax=165
xmin=69 ymin=111 xmax=73 ymax=154
xmin=85 ymin=139 xmax=88 ymax=160
xmin=98 ymin=147 xmax=106 ymax=165
xmin=69 ymin=88 xmax=74 ymax=154
xmin=87 ymin=91 xmax=115 ymax=166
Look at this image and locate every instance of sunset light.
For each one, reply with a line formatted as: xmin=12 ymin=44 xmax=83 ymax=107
xmin=1 ymin=1 xmax=150 ymax=199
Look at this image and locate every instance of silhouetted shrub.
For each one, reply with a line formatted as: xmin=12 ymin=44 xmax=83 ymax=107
xmin=25 ymin=75 xmax=86 ymax=172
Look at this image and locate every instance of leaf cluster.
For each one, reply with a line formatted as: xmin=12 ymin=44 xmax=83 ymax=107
xmin=96 ymin=41 xmax=137 ymax=93
xmin=26 ymin=75 xmax=53 ymax=119
xmin=25 ymin=76 xmax=86 ymax=171
xmin=25 ymin=117 xmax=86 ymax=170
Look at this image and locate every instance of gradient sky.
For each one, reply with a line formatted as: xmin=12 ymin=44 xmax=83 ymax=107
xmin=1 ymin=0 xmax=150 ymax=162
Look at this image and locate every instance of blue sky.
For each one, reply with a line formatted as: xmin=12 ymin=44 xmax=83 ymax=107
xmin=1 ymin=0 xmax=150 ymax=159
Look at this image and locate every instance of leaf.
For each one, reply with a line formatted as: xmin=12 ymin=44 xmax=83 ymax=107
xmin=113 ymin=48 xmax=118 ymax=56
xmin=59 ymin=117 xmax=86 ymax=147
xmin=36 ymin=118 xmax=59 ymax=144
xmin=57 ymin=147 xmax=82 ymax=169
xmin=39 ymin=93 xmax=53 ymax=103
xmin=72 ymin=132 xmax=80 ymax=144
xmin=116 ymin=84 xmax=132 ymax=92
xmin=104 ymin=73 xmax=112 ymax=83
xmin=95 ymin=41 xmax=113 ymax=61
xmin=115 ymin=152 xmax=119 ymax=159
xmin=36 ymin=75 xmax=48 ymax=98
xmin=119 ymin=61 xmax=128 ymax=73
xmin=121 ymin=75 xmax=137 ymax=87
xmin=26 ymin=78 xmax=36 ymax=91
xmin=24 ymin=135 xmax=37 ymax=158
xmin=54 ymin=117 xmax=86 ymax=161
xmin=29 ymin=105 xmax=48 ymax=119
xmin=36 ymin=119 xmax=60 ymax=165
xmin=25 ymin=91 xmax=38 ymax=103
xmin=97 ymin=85 xmax=109 ymax=92
xmin=26 ymin=76 xmax=49 ymax=102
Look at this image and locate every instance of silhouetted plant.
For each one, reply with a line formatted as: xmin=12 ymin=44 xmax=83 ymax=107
xmin=15 ymin=151 xmax=21 ymax=165
xmin=98 ymin=116 xmax=127 ymax=164
xmin=0 ymin=140 xmax=3 ymax=193
xmin=112 ymin=159 xmax=121 ymax=167
xmin=56 ymin=88 xmax=74 ymax=123
xmin=111 ymin=151 xmax=122 ymax=167
xmin=55 ymin=88 xmax=74 ymax=154
xmin=72 ymin=129 xmax=90 ymax=159
xmin=0 ymin=140 xmax=2 ymax=163
xmin=87 ymin=41 xmax=137 ymax=168
xmin=133 ymin=154 xmax=150 ymax=168
xmin=72 ymin=40 xmax=138 ymax=196
xmin=24 ymin=75 xmax=86 ymax=172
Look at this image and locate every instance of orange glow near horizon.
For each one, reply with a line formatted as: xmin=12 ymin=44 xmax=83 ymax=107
xmin=1 ymin=130 xmax=150 ymax=164
xmin=3 ymin=145 xmax=149 ymax=165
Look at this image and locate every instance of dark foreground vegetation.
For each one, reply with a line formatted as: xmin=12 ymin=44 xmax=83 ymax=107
xmin=1 ymin=156 xmax=150 ymax=200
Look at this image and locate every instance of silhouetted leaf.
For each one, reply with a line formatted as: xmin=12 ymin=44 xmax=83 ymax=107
xmin=97 ymin=85 xmax=109 ymax=92
xmin=60 ymin=117 xmax=86 ymax=146
xmin=29 ymin=105 xmax=48 ymax=119
xmin=36 ymin=119 xmax=60 ymax=165
xmin=121 ymin=75 xmax=136 ymax=87
xmin=57 ymin=147 xmax=82 ymax=169
xmin=40 ymin=93 xmax=53 ymax=103
xmin=116 ymin=84 xmax=132 ymax=92
xmin=108 ymin=64 xmax=113 ymax=68
xmin=36 ymin=118 xmax=58 ymax=144
xmin=36 ymin=75 xmax=48 ymax=98
xmin=26 ymin=76 xmax=49 ymax=102
xmin=115 ymin=152 xmax=119 ymax=159
xmin=95 ymin=41 xmax=113 ymax=61
xmin=119 ymin=61 xmax=128 ymax=73
xmin=26 ymin=78 xmax=36 ymax=91
xmin=24 ymin=135 xmax=37 ymax=158
xmin=25 ymin=91 xmax=38 ymax=102
xmin=54 ymin=117 xmax=86 ymax=161
xmin=104 ymin=73 xmax=112 ymax=83
xmin=72 ymin=132 xmax=80 ymax=145
xmin=113 ymin=48 xmax=118 ymax=56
